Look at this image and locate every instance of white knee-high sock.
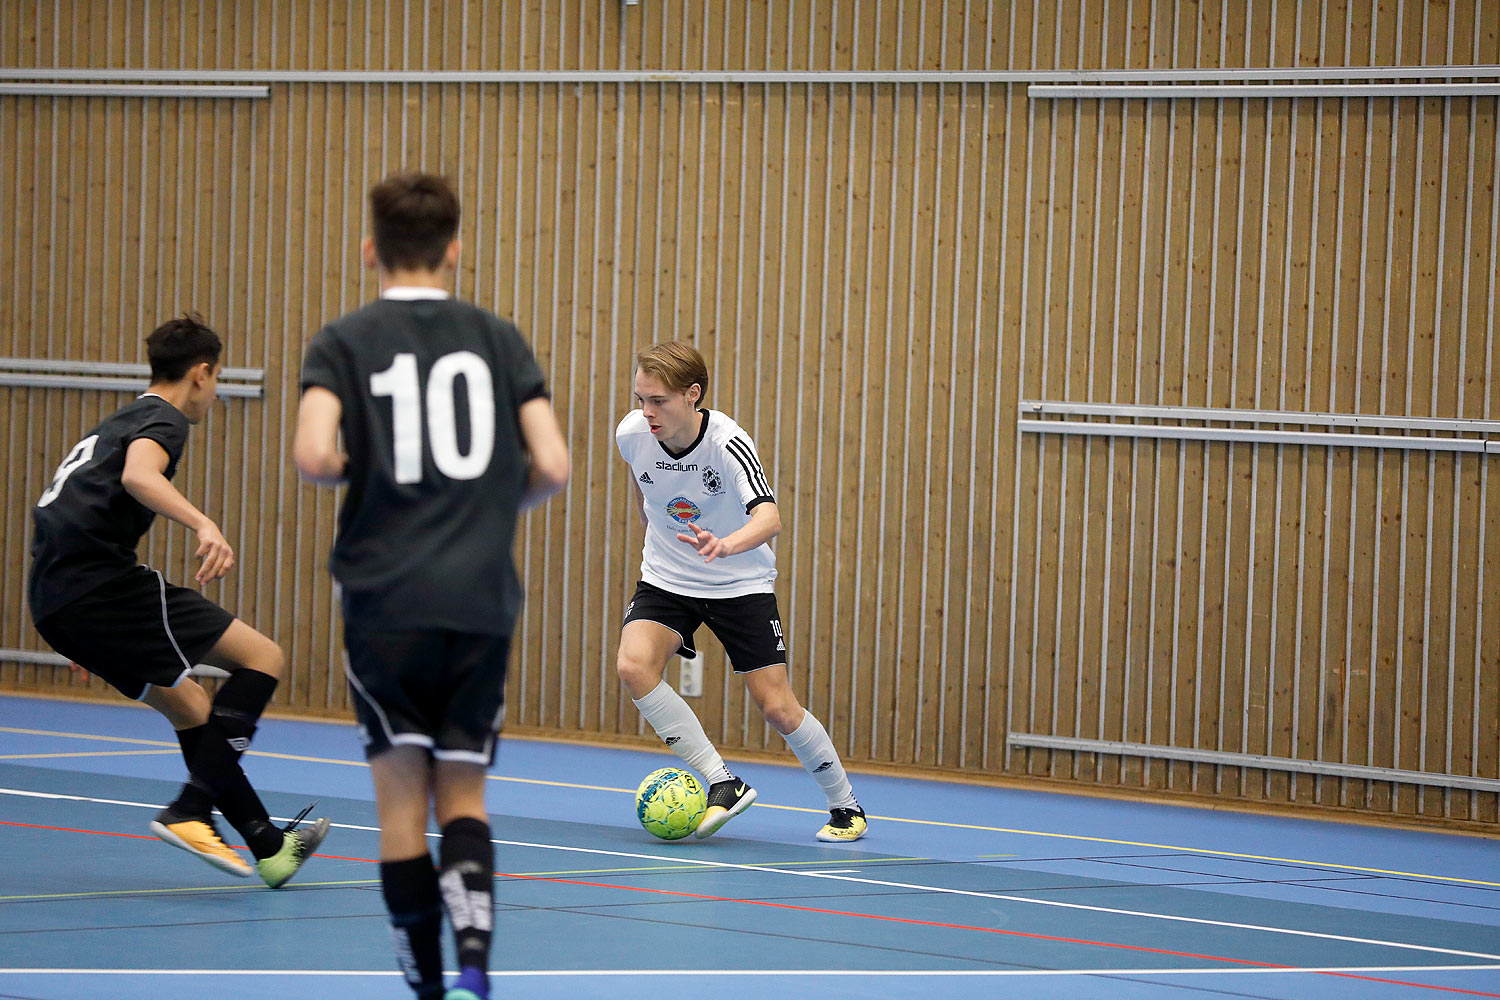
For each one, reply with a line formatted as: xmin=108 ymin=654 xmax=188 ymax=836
xmin=782 ymin=711 xmax=858 ymax=810
xmin=632 ymin=680 xmax=733 ymax=785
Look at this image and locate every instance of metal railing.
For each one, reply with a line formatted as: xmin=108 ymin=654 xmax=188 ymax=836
xmin=1008 ymin=732 xmax=1500 ymax=794
xmin=1019 ymin=400 xmax=1500 ymax=454
xmin=0 ymin=358 xmax=264 ymax=399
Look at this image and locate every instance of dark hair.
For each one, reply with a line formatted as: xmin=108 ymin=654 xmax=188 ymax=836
xmin=146 ymin=313 xmax=221 ymax=382
xmin=369 ymin=172 xmax=461 ymax=271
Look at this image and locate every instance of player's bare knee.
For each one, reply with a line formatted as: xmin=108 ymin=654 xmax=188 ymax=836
xmin=162 ymin=683 xmax=209 ymax=728
xmin=433 ymin=761 xmax=489 ymax=826
xmin=178 ymin=679 xmax=212 ymax=722
xmin=146 ymin=678 xmax=211 ymax=728
xmin=264 ymin=643 xmax=286 ymax=679
xmin=434 ymin=794 xmax=488 ymax=828
xmin=615 ymin=650 xmax=661 ymax=692
xmin=378 ymin=824 xmax=432 ymax=861
xmin=245 ymin=634 xmax=285 ymax=680
xmin=759 ymin=697 xmax=804 ymax=735
xmin=208 ymin=621 xmax=284 ymax=680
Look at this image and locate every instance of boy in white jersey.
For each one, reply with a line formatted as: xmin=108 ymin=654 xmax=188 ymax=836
xmin=615 ymin=341 xmax=866 ymax=842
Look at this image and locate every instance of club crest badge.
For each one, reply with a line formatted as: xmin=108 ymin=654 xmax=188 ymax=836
xmin=666 ymin=496 xmax=702 ymax=523
xmin=702 ymin=466 xmax=724 ymax=496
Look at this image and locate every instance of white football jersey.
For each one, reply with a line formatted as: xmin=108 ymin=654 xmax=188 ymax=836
xmin=615 ymin=408 xmax=777 ymax=598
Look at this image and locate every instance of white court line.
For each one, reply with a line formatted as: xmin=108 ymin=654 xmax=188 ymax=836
xmin=0 ymin=965 xmax=1498 ymax=978
xmin=4 ymin=786 xmax=1500 ymax=964
xmin=7 ymin=725 xmax=1499 ymax=889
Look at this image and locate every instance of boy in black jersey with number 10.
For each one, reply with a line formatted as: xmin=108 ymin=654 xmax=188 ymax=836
xmin=28 ymin=314 xmax=330 ymax=887
xmin=295 ymin=173 xmax=569 ymax=1000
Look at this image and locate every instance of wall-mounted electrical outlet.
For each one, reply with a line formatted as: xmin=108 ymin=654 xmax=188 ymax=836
xmin=677 ymin=651 xmax=703 ymax=697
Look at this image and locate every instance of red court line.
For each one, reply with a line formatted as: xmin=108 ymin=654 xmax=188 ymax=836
xmin=3 ymin=819 xmax=1497 ymax=996
xmin=495 ymin=872 xmax=1500 ymax=997
xmin=2 ymin=820 xmax=158 ymax=841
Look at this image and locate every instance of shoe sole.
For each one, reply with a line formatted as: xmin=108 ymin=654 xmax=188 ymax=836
xmin=816 ymin=825 xmax=868 ymax=843
xmin=149 ymin=820 xmax=253 ymax=877
xmin=692 ymin=787 xmax=757 ymax=839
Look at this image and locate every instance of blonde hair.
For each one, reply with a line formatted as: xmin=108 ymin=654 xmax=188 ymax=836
xmin=635 ymin=341 xmax=709 ymax=405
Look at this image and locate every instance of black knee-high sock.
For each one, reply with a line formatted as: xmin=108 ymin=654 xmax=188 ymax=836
xmin=439 ymin=817 xmax=494 ymax=973
xmin=171 ymin=724 xmax=219 ymax=817
xmin=382 ymin=854 xmax=445 ymax=1000
xmin=174 ymin=724 xmax=205 ymax=761
xmin=171 ymin=670 xmax=282 ymax=858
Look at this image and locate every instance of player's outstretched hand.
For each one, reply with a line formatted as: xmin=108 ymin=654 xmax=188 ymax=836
xmin=194 ymin=520 xmax=236 ymax=583
xmin=676 ymin=522 xmax=734 ymax=563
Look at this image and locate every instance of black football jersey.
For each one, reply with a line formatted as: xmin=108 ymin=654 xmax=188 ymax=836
xmin=29 ymin=394 xmax=191 ymax=621
xmin=300 ymin=295 xmax=548 ymax=634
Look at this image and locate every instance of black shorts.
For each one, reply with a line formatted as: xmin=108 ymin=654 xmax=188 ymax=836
xmin=344 ymin=626 xmax=511 ymax=764
xmin=621 ymin=580 xmax=787 ymax=672
xmin=32 ymin=566 xmax=235 ymax=701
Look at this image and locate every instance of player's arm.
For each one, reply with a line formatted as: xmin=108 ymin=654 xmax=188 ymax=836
xmin=293 ymin=386 xmax=348 ymax=486
xmin=677 ymin=501 xmax=781 ymax=563
xmin=121 ymin=437 xmax=234 ymax=584
xmin=518 ymin=396 xmax=569 ymax=509
xmin=632 ymin=481 xmax=648 ymax=528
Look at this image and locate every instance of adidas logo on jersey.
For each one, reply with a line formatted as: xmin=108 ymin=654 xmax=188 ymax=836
xmin=639 ymin=472 xmax=654 ymax=485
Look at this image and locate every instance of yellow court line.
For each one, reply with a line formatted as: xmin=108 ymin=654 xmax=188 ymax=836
xmin=0 ymin=878 xmax=380 ymax=903
xmin=857 ymin=815 xmax=1500 ymax=887
xmin=0 ymin=727 xmax=175 ymax=748
xmin=6 ymin=725 xmax=1497 ymax=889
xmin=0 ymin=750 xmax=178 ymax=761
xmin=522 ymin=857 xmax=923 ymax=877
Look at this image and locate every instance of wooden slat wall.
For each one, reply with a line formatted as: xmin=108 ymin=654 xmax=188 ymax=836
xmin=1 ymin=1 xmax=1496 ymax=828
xmin=1009 ymin=1 xmax=1500 ymax=826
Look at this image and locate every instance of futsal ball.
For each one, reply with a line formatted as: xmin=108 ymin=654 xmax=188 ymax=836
xmin=635 ymin=767 xmax=707 ymax=840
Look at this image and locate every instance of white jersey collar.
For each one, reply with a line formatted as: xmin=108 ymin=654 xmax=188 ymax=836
xmin=381 ymin=286 xmax=450 ymax=301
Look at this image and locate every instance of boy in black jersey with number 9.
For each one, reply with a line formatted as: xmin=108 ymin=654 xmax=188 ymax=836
xmin=295 ymin=172 xmax=569 ymax=1000
xmin=28 ymin=314 xmax=330 ymax=887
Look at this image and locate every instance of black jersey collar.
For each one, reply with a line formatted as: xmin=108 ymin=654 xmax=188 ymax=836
xmin=658 ymin=409 xmax=711 ymax=460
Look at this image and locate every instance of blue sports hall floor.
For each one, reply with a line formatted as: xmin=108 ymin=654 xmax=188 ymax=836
xmin=0 ymin=692 xmax=1497 ymax=999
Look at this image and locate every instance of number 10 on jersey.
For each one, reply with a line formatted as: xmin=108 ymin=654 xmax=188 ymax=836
xmin=370 ymin=351 xmax=496 ymax=484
